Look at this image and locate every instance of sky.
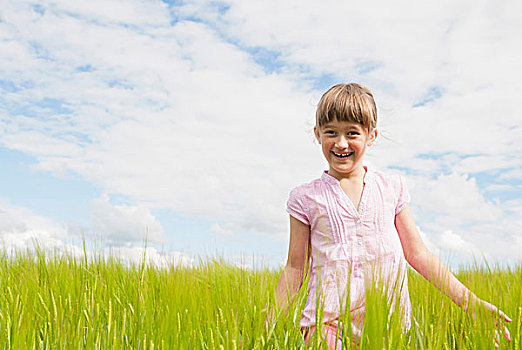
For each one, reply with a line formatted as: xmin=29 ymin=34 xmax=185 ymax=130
xmin=0 ymin=0 xmax=521 ymax=269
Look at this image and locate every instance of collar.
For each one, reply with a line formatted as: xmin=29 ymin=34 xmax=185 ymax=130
xmin=321 ymin=165 xmax=374 ymax=185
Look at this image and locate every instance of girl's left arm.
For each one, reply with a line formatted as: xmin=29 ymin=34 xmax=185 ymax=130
xmin=395 ymin=205 xmax=512 ymax=342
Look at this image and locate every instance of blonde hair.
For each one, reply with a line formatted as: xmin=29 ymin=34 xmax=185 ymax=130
xmin=316 ymin=83 xmax=377 ymax=131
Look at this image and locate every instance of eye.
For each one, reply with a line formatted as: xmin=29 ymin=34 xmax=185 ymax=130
xmin=347 ymin=131 xmax=360 ymax=136
xmin=323 ymin=130 xmax=336 ymax=136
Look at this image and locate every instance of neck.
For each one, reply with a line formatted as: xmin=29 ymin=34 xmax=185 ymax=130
xmin=328 ymin=165 xmax=367 ymax=181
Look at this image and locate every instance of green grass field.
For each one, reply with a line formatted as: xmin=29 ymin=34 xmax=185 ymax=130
xmin=0 ymin=249 xmax=520 ymax=349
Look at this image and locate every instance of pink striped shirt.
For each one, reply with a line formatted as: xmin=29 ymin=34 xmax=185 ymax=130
xmin=287 ymin=167 xmax=412 ymax=332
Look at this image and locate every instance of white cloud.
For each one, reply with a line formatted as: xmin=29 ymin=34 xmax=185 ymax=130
xmin=0 ymin=198 xmax=82 ymax=257
xmin=412 ymin=173 xmax=502 ymax=223
xmin=91 ymin=194 xmax=165 ymax=245
xmin=498 ymin=168 xmax=522 ymax=181
xmin=484 ymin=184 xmax=516 ymax=193
xmin=1 ymin=0 xmax=323 ymax=239
xmin=107 ymin=246 xmax=193 ymax=268
xmin=0 ymin=197 xmax=190 ymax=267
xmin=40 ymin=0 xmax=171 ymax=26
xmin=408 ymin=174 xmax=522 ymax=265
xmin=439 ymin=230 xmax=478 ymax=258
xmin=185 ymin=1 xmax=521 ymax=92
xmin=209 ymin=223 xmax=234 ymax=237
xmin=0 ymin=199 xmax=68 ymax=238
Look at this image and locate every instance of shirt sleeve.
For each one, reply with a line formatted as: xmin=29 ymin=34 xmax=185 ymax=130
xmin=395 ymin=175 xmax=411 ymax=215
xmin=286 ymin=186 xmax=310 ymax=225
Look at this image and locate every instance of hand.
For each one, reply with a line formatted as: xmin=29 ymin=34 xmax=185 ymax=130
xmin=467 ymin=297 xmax=512 ymax=348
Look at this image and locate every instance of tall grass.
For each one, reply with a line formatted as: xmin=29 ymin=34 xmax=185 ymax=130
xmin=0 ymin=249 xmax=520 ymax=349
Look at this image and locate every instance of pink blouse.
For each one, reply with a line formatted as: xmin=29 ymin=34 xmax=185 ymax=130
xmin=287 ymin=167 xmax=412 ymax=333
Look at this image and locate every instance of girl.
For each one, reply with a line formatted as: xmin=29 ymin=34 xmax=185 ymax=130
xmin=270 ymin=83 xmax=512 ymax=349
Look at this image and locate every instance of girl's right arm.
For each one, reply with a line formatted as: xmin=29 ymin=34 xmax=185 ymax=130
xmin=269 ymin=215 xmax=311 ymax=322
xmin=395 ymin=205 xmax=512 ymax=345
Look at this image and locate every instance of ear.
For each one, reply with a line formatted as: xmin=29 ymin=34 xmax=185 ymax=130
xmin=314 ymin=126 xmax=321 ymax=144
xmin=367 ymin=128 xmax=378 ymax=146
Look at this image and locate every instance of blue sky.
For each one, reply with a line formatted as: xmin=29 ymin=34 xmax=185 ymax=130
xmin=1 ymin=0 xmax=521 ymax=268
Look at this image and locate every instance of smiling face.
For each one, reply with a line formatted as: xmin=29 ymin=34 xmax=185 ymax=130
xmin=314 ymin=120 xmax=377 ymax=180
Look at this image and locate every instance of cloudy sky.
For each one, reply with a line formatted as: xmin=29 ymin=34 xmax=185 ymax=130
xmin=1 ymin=0 xmax=521 ymax=268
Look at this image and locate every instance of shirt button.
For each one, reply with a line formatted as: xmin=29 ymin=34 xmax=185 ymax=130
xmin=356 ymin=217 xmax=361 ymax=223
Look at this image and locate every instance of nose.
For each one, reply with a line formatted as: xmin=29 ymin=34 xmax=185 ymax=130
xmin=336 ymin=135 xmax=349 ymax=149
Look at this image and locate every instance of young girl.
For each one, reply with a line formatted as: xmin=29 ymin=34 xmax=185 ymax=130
xmin=270 ymin=83 xmax=512 ymax=348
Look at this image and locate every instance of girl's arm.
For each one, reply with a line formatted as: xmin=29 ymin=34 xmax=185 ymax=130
xmin=395 ymin=205 xmax=512 ymax=343
xmin=270 ymin=215 xmax=311 ymax=320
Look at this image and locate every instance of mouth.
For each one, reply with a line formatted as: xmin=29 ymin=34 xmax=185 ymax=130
xmin=331 ymin=151 xmax=354 ymax=158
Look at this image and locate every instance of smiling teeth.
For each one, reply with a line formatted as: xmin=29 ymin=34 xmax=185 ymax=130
xmin=333 ymin=151 xmax=353 ymax=158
